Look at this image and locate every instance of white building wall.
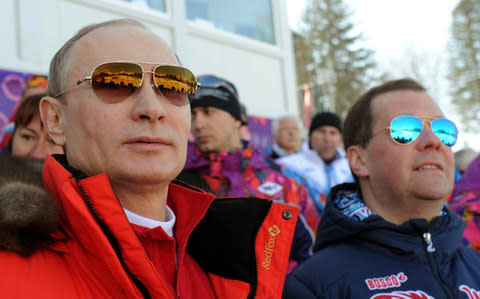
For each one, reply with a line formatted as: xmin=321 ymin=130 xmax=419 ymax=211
xmin=0 ymin=0 xmax=298 ymax=118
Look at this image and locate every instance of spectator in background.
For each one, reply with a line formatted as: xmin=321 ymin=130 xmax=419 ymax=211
xmin=238 ymin=102 xmax=251 ymax=143
xmin=450 ymin=154 xmax=480 ymax=251
xmin=0 ymin=19 xmax=298 ymax=298
xmin=283 ymin=78 xmax=480 ymax=298
xmin=454 ymin=147 xmax=478 ymax=181
xmin=2 ymin=94 xmax=63 ymax=159
xmin=0 ymin=74 xmax=47 ymax=150
xmin=178 ymin=74 xmax=314 ymax=269
xmin=0 ymin=92 xmax=62 ymax=259
xmin=267 ymin=115 xmax=303 ymax=159
xmin=276 ymin=112 xmax=353 ymax=234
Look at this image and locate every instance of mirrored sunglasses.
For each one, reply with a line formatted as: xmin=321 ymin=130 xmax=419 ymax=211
xmin=387 ymin=115 xmax=458 ymax=147
xmin=55 ymin=61 xmax=199 ymax=106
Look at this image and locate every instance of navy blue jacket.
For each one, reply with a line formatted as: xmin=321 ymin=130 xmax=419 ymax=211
xmin=283 ymin=183 xmax=480 ymax=299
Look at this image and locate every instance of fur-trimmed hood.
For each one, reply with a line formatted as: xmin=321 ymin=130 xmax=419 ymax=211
xmin=0 ymin=155 xmax=60 ymax=256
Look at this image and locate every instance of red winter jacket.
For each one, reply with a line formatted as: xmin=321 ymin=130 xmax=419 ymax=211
xmin=0 ymin=155 xmax=298 ymax=299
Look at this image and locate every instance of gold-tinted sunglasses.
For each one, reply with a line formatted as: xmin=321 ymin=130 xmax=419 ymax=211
xmin=55 ymin=61 xmax=199 ymax=106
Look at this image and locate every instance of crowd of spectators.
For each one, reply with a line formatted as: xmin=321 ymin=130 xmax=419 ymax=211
xmin=1 ymin=17 xmax=480 ymax=299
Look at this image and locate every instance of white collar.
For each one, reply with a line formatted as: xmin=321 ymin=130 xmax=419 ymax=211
xmin=124 ymin=205 xmax=176 ymax=237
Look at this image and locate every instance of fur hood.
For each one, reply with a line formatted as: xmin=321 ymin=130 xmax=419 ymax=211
xmin=0 ymin=155 xmax=60 ymax=256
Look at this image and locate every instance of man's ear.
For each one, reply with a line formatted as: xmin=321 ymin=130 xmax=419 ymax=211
xmin=40 ymin=96 xmax=66 ymax=146
xmin=234 ymin=119 xmax=242 ymax=130
xmin=347 ymin=145 xmax=369 ymax=178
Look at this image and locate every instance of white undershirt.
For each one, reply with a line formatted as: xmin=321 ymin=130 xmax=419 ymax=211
xmin=124 ymin=206 xmax=176 ymax=237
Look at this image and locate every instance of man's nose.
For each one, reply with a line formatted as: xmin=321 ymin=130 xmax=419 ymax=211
xmin=416 ymin=123 xmax=443 ymax=150
xmin=192 ymin=116 xmax=205 ymax=131
xmin=324 ymin=133 xmax=335 ymax=142
xmin=131 ymin=75 xmax=167 ymax=122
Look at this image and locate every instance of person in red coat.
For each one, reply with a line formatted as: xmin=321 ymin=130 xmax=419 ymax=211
xmin=0 ymin=19 xmax=297 ymax=299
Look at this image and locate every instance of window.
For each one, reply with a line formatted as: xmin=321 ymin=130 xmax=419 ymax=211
xmin=115 ymin=0 xmax=166 ymax=12
xmin=186 ymin=0 xmax=275 ymax=44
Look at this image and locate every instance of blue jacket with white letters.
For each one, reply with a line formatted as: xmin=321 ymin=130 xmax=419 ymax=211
xmin=283 ymin=183 xmax=480 ymax=299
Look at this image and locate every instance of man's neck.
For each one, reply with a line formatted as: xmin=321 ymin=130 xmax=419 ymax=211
xmin=361 ymin=186 xmax=445 ymax=225
xmin=113 ymin=182 xmax=169 ymax=221
xmin=320 ymin=155 xmax=336 ymax=164
xmin=317 ymin=150 xmax=338 ymax=164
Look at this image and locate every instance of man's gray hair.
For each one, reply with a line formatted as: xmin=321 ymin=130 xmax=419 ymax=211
xmin=272 ymin=114 xmax=303 ymax=136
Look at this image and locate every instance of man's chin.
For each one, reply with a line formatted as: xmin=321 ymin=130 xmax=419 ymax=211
xmin=318 ymin=152 xmax=337 ymax=162
xmin=110 ymin=165 xmax=180 ymax=186
xmin=196 ymin=143 xmax=214 ymax=153
xmin=115 ymin=173 xmax=174 ymax=186
xmin=415 ymin=188 xmax=452 ymax=202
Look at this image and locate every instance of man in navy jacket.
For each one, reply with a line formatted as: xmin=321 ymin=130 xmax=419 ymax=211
xmin=283 ymin=78 xmax=480 ymax=298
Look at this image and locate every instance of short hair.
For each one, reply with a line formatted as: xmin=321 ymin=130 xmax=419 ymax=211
xmin=47 ymin=19 xmax=148 ymax=101
xmin=272 ymin=115 xmax=303 ymax=136
xmin=343 ymin=78 xmax=427 ymax=150
xmin=14 ymin=94 xmax=45 ymax=129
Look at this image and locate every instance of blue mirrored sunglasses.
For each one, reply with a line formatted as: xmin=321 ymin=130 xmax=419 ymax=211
xmin=387 ymin=115 xmax=458 ymax=147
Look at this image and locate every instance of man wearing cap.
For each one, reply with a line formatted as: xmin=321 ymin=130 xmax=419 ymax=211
xmin=178 ymin=74 xmax=315 ymax=269
xmin=283 ymin=78 xmax=480 ymax=298
xmin=0 ymin=19 xmax=299 ymax=299
xmin=277 ymin=112 xmax=353 ymax=235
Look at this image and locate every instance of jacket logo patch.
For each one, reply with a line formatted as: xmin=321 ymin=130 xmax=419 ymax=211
xmin=459 ymin=285 xmax=480 ymax=299
xmin=370 ymin=290 xmax=433 ymax=299
xmin=257 ymin=182 xmax=283 ymax=196
xmin=365 ymin=272 xmax=408 ymax=290
xmin=262 ymin=225 xmax=280 ymax=270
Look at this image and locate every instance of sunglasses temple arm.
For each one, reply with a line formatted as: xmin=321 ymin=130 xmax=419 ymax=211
xmin=77 ymin=76 xmax=92 ymax=85
xmin=54 ymin=76 xmax=92 ymax=98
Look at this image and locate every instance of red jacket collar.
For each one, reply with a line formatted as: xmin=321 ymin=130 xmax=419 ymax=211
xmin=43 ymin=155 xmax=215 ymax=243
xmin=42 ymin=155 xmax=215 ymax=296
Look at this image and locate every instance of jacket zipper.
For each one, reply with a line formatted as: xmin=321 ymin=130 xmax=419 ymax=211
xmin=76 ymin=179 xmax=152 ymax=299
xmin=422 ymin=232 xmax=454 ymax=298
xmin=422 ymin=232 xmax=435 ymax=253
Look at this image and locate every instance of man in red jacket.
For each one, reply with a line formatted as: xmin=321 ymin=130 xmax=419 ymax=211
xmin=0 ymin=19 xmax=297 ymax=299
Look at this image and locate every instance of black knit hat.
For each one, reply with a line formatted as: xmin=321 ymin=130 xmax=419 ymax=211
xmin=308 ymin=112 xmax=342 ymax=137
xmin=190 ymin=74 xmax=242 ymax=122
xmin=239 ymin=102 xmax=248 ymax=125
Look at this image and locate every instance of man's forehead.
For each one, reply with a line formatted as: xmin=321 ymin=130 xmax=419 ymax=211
xmin=281 ymin=119 xmax=298 ymax=126
xmin=313 ymin=125 xmax=340 ymax=133
xmin=192 ymin=106 xmax=220 ymax=112
xmin=191 ymin=106 xmax=235 ymax=119
xmin=371 ymin=89 xmax=443 ymax=122
xmin=68 ymin=25 xmax=176 ymax=69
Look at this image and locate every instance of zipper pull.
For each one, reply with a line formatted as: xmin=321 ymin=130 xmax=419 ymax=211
xmin=423 ymin=232 xmax=436 ymax=253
